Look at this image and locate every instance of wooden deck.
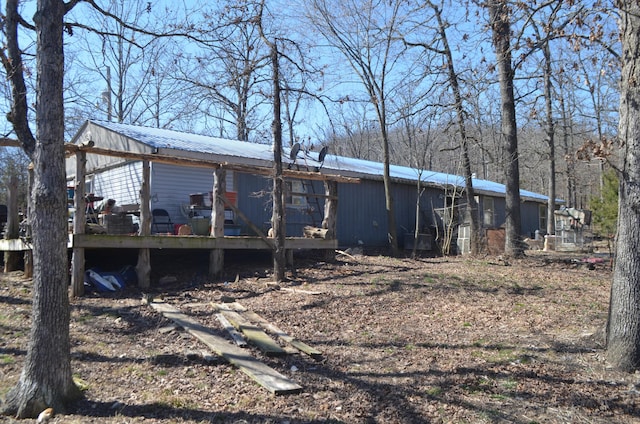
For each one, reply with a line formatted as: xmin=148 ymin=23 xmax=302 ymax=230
xmin=0 ymin=234 xmax=337 ymax=251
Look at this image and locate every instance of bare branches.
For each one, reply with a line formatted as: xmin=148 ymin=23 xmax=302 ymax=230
xmin=1 ymin=0 xmax=35 ymax=157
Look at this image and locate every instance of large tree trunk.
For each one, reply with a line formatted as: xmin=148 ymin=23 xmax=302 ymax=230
xmin=488 ymin=0 xmax=523 ymax=258
xmin=1 ymin=0 xmax=81 ymax=418
xmin=606 ymin=0 xmax=640 ymax=372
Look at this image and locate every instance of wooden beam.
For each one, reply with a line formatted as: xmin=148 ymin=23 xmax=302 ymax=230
xmin=0 ymin=138 xmax=20 ymax=147
xmin=64 ymin=143 xmax=360 ymax=184
xmin=150 ymin=301 xmax=301 ymax=395
xmin=66 ymin=234 xmax=337 ymax=250
xmin=0 ymin=239 xmax=32 ymax=251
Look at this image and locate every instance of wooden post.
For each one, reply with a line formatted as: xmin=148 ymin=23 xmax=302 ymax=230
xmin=4 ymin=174 xmax=20 ymax=272
xmin=136 ymin=160 xmax=151 ymax=288
xmin=209 ymin=167 xmax=225 ymax=278
xmin=70 ymin=151 xmax=87 ymax=297
xmin=322 ymin=180 xmax=338 ymax=261
xmin=23 ymin=165 xmax=33 ymax=278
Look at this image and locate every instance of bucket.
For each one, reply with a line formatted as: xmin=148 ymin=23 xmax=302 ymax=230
xmin=189 ymin=217 xmax=210 ymax=235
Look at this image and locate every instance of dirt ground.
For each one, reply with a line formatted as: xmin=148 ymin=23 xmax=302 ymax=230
xmin=1 ymin=248 xmax=640 ymax=423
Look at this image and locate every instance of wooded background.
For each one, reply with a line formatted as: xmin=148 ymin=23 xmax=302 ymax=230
xmin=0 ymin=0 xmax=619 ymax=221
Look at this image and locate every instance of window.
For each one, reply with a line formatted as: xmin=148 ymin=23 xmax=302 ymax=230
xmin=483 ymin=197 xmax=494 ymax=227
xmin=539 ymin=204 xmax=547 ymax=232
xmin=285 ymin=180 xmax=307 ymax=207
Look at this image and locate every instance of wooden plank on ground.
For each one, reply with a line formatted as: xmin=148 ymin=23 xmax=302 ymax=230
xmin=280 ymin=287 xmax=323 ymax=295
xmin=149 ymin=301 xmax=301 ymax=395
xmin=215 ymin=313 xmax=247 ymax=347
xmin=240 ymin=310 xmax=323 ymax=360
xmin=215 ymin=301 xmax=247 ymax=312
xmin=217 ymin=308 xmax=288 ymax=357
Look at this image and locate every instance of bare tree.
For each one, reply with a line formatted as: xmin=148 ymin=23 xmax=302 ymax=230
xmin=254 ymin=1 xmax=287 ymax=281
xmin=307 ymin=0 xmax=409 ymax=255
xmin=73 ymin=0 xmax=165 ymax=124
xmin=404 ymin=0 xmax=482 ymax=255
xmin=487 ymin=0 xmax=523 ymax=257
xmin=175 ymin=7 xmax=271 ymax=141
xmin=0 ymin=0 xmax=82 ymax=417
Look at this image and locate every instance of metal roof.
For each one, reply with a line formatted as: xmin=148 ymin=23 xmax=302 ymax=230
xmin=84 ymin=120 xmax=552 ymax=203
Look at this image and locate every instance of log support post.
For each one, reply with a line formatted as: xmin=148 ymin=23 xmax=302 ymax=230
xmin=136 ymin=160 xmax=151 ymax=288
xmin=24 ymin=166 xmax=33 ymax=278
xmin=209 ymin=167 xmax=225 ymax=278
xmin=286 ymin=249 xmax=294 ymax=267
xmin=4 ymin=174 xmax=20 ymax=272
xmin=322 ymin=180 xmax=338 ymax=261
xmin=70 ymin=151 xmax=87 ymax=297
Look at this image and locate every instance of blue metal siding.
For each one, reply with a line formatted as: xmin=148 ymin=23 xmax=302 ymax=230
xmin=89 ymin=158 xmax=544 ymax=245
xmin=493 ymin=197 xmax=507 ymax=228
xmin=336 ymin=180 xmax=388 ymax=246
xmin=234 ymin=173 xmax=320 ymax=237
xmin=478 ymin=195 xmax=542 ymax=237
xmin=335 ymin=181 xmax=445 ymax=247
xmin=521 ymin=201 xmax=541 ymax=237
xmin=236 ymin=173 xmax=272 ymax=235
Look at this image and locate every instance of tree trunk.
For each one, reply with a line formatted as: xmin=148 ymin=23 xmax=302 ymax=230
xmin=606 ymin=0 xmax=640 ymax=371
xmin=1 ymin=0 xmax=81 ymax=417
xmin=542 ymin=42 xmax=556 ymax=235
xmin=380 ymin=126 xmax=399 ymax=256
xmin=489 ymin=0 xmax=523 ymax=257
xmin=270 ymin=42 xmax=286 ymax=282
xmin=432 ymin=3 xmax=481 ymax=255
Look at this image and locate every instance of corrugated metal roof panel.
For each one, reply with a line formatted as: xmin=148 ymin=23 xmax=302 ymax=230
xmin=86 ymin=120 xmax=552 ymax=202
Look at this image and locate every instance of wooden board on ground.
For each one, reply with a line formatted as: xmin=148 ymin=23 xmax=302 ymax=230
xmin=217 ymin=301 xmax=322 ymax=359
xmin=215 ymin=313 xmax=247 ymax=347
xmin=216 ymin=302 xmax=247 ymax=312
xmin=149 ymin=301 xmax=301 ymax=395
xmin=216 ymin=308 xmax=288 ymax=357
xmin=240 ymin=309 xmax=323 ymax=360
xmin=280 ymin=287 xmax=323 ymax=295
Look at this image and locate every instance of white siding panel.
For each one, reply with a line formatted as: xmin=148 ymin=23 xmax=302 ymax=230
xmin=92 ymin=162 xmax=142 ymax=207
xmin=151 ymin=163 xmax=234 ymax=225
